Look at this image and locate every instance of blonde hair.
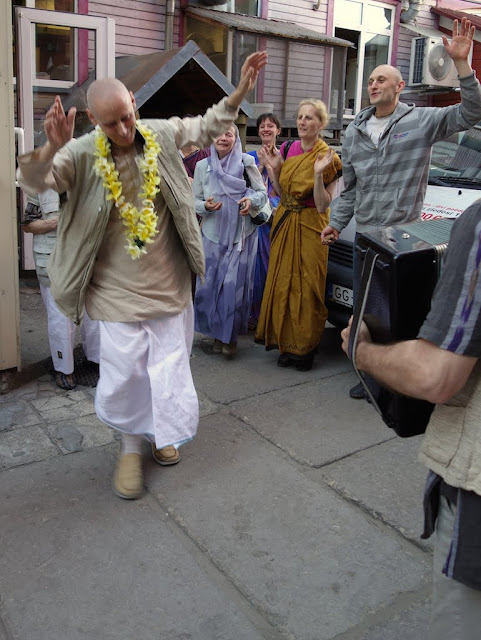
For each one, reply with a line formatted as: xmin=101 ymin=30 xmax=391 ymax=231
xmin=297 ymin=99 xmax=329 ymax=129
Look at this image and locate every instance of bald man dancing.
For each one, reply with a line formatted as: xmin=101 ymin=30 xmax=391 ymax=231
xmin=320 ymin=18 xmax=481 ymax=400
xmin=17 ymin=52 xmax=267 ymax=499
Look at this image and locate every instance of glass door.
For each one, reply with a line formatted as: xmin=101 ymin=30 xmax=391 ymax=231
xmin=15 ymin=7 xmax=114 ymax=267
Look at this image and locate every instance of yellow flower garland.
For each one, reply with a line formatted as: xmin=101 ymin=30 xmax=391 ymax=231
xmin=93 ymin=122 xmax=162 ymax=259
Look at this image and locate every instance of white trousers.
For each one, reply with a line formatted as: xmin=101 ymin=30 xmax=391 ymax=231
xmin=40 ymin=283 xmax=100 ymax=374
xmin=94 ymin=304 xmax=199 ymax=450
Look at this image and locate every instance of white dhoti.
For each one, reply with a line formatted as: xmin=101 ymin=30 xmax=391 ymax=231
xmin=94 ymin=304 xmax=198 ymax=449
xmin=40 ymin=283 xmax=100 ymax=373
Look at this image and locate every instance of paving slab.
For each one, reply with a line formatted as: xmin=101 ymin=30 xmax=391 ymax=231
xmin=0 ymin=380 xmax=41 ymax=404
xmin=317 ymin=435 xmax=431 ymax=547
xmin=0 ymin=425 xmax=59 ymax=470
xmin=229 ymin=374 xmax=394 ymax=467
xmin=359 ymin=599 xmax=431 ymax=640
xmin=198 ymin=390 xmax=221 ymax=418
xmin=191 ymin=329 xmax=352 ymax=405
xmin=30 ymin=390 xmax=96 ymax=422
xmin=45 ymin=414 xmax=118 ymax=453
xmin=0 ymin=399 xmax=44 ymax=430
xmin=0 ymin=377 xmax=78 ymax=404
xmin=0 ymin=447 xmax=274 ymax=640
xmin=147 ymin=413 xmax=430 ymax=640
xmin=332 ymin=597 xmax=431 ymax=640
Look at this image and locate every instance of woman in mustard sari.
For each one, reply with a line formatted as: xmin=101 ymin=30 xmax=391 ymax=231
xmin=255 ymin=99 xmax=342 ymax=371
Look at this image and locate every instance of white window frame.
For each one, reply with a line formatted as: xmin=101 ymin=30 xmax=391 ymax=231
xmin=16 ymin=8 xmax=115 ymax=153
xmin=24 ymin=0 xmax=77 ymax=6
xmin=334 ymin=0 xmax=394 ymax=113
xmin=24 ymin=0 xmax=80 ymax=89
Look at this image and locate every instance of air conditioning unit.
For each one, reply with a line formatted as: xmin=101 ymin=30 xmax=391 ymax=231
xmin=409 ymin=37 xmax=460 ymax=88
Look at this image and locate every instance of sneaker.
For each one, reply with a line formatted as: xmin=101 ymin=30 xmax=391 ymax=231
xmin=212 ymin=339 xmax=223 ymax=354
xmin=222 ymin=342 xmax=237 ymax=357
xmin=112 ymin=453 xmax=144 ymax=500
xmin=349 ymin=382 xmax=367 ymax=399
xmin=151 ymin=444 xmax=180 ymax=466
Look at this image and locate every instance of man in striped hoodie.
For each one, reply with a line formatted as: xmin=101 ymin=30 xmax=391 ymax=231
xmin=321 ymin=17 xmax=481 ymax=399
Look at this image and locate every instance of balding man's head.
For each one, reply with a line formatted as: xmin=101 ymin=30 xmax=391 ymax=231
xmin=370 ymin=65 xmax=403 ymax=84
xmin=87 ymin=78 xmax=130 ymax=117
xmin=367 ymin=65 xmax=405 ymax=117
xmin=86 ymin=78 xmax=137 ymax=148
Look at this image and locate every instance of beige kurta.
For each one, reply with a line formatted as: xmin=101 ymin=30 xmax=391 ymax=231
xmin=47 ymin=140 xmax=192 ymax=322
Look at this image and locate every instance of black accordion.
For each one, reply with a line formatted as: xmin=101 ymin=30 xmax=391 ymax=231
xmin=348 ymin=218 xmax=455 ymax=438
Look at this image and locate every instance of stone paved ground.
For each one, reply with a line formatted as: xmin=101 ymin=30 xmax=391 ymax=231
xmin=0 ymin=331 xmax=433 ymax=640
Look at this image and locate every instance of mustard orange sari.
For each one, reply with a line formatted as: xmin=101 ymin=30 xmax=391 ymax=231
xmin=255 ymin=139 xmax=341 ymax=357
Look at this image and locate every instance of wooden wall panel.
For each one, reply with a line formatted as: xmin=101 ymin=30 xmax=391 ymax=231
xmin=90 ymin=0 xmax=181 ymax=56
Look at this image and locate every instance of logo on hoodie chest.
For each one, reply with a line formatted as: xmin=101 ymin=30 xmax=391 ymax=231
xmin=392 ymin=132 xmax=410 ymax=141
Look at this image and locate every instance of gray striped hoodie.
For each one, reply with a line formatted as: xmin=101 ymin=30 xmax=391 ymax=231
xmin=331 ymin=72 xmax=481 ymax=233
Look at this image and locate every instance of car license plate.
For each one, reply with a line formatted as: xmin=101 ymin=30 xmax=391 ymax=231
xmin=328 ymin=284 xmax=353 ymax=308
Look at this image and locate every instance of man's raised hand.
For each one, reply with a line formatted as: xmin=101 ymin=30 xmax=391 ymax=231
xmin=228 ymin=51 xmax=268 ymax=108
xmin=239 ymin=51 xmax=268 ymax=92
xmin=44 ymin=95 xmax=76 ymax=153
xmin=443 ymin=17 xmax=475 ymax=64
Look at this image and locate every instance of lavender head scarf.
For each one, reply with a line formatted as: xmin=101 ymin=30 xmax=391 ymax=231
xmin=208 ymin=127 xmax=247 ymax=249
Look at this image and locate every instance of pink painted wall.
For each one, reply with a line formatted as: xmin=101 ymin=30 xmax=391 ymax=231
xmin=89 ymin=0 xmax=181 ymax=56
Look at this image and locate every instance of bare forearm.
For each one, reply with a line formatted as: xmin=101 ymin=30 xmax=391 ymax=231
xmin=22 ymin=219 xmax=57 ymax=234
xmin=356 ymin=340 xmax=424 ymax=396
xmin=313 ymin=174 xmax=331 ymax=212
xmin=267 ymin=166 xmax=281 ymax=198
xmin=355 ymin=338 xmax=477 ymax=404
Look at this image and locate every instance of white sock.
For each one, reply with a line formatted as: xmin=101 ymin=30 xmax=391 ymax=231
xmin=120 ymin=434 xmax=143 ymax=456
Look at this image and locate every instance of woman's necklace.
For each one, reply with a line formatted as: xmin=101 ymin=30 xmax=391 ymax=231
xmin=93 ymin=122 xmax=162 ymax=259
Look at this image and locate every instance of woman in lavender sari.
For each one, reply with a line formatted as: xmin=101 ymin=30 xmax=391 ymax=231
xmin=193 ymin=126 xmax=268 ymax=357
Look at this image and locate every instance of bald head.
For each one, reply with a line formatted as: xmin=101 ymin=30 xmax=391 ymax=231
xmin=86 ymin=77 xmax=131 ymax=118
xmin=367 ymin=65 xmax=405 ymax=117
xmin=86 ymin=78 xmax=137 ymax=148
xmin=370 ymin=65 xmax=403 ymax=84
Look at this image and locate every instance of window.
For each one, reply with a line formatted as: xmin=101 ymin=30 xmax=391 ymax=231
xmin=13 ymin=0 xmax=79 ymax=85
xmin=234 ymin=0 xmax=259 ymax=16
xmin=185 ymin=16 xmax=229 ymax=76
xmin=334 ymin=0 xmax=394 ymax=114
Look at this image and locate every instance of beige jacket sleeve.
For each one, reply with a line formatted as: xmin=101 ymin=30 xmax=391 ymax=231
xmin=165 ymin=97 xmax=239 ymax=150
xmin=16 ymin=145 xmax=75 ymax=197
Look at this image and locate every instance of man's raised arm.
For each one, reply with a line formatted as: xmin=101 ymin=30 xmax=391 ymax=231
xmin=171 ymin=51 xmax=268 ymax=150
xmin=17 ymin=95 xmax=76 ymax=195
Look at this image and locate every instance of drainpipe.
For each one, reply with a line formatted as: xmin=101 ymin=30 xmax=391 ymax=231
xmin=400 ymin=0 xmax=425 ymax=24
xmin=165 ymin=0 xmax=175 ymax=51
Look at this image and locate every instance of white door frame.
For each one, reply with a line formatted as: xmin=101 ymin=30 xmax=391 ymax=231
xmin=15 ymin=8 xmax=114 ymax=270
xmin=0 ymin=3 xmax=20 ymax=372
